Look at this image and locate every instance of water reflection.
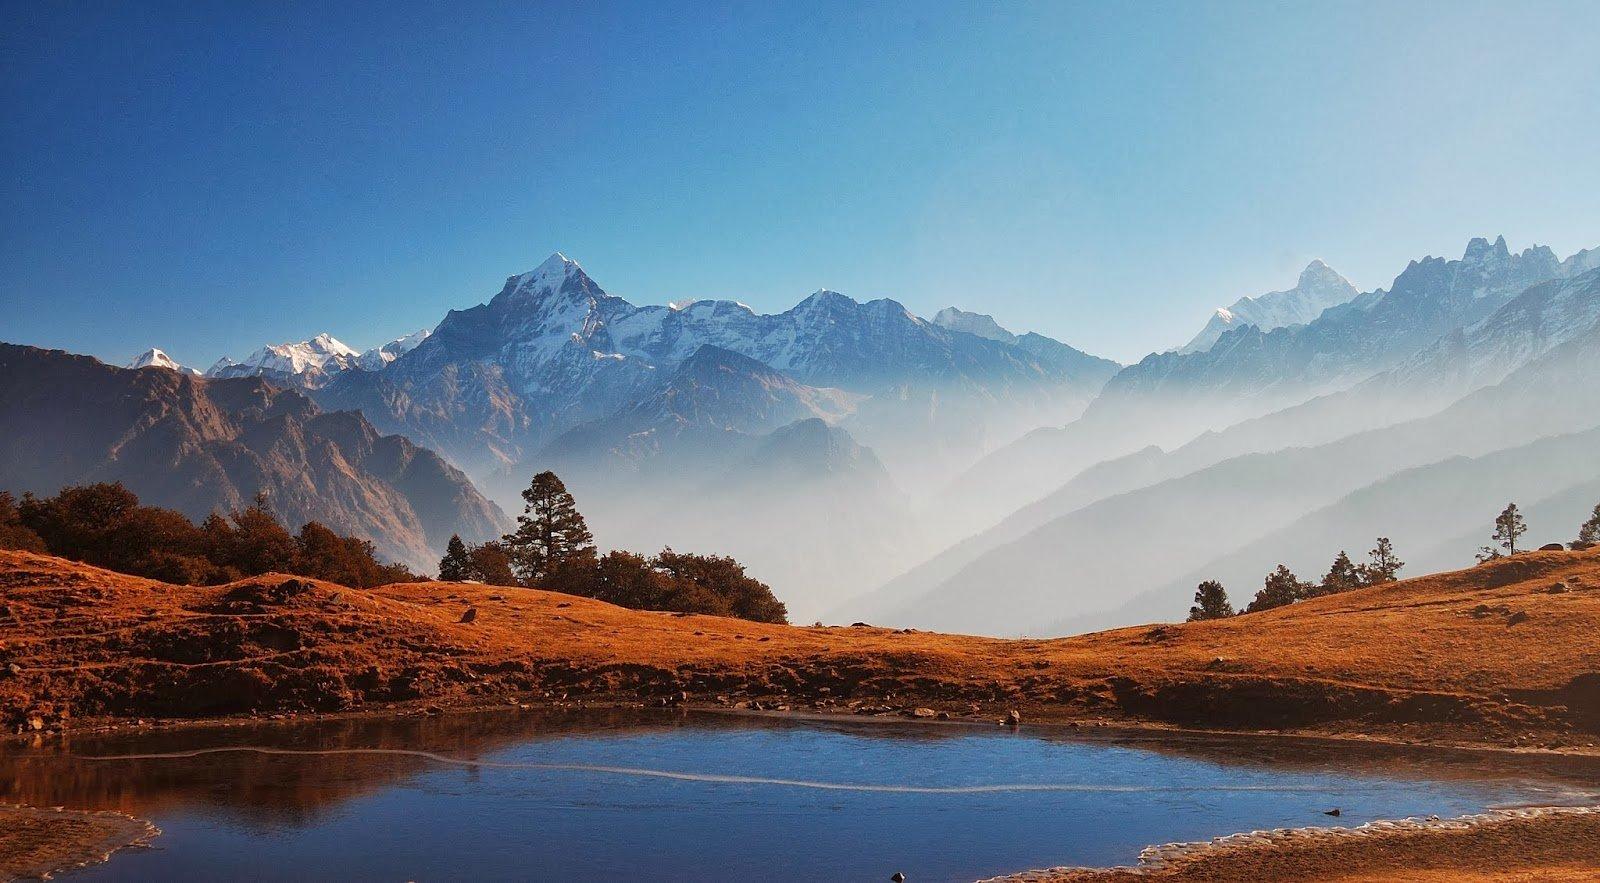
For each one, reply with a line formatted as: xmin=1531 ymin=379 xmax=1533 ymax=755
xmin=3 ymin=709 xmax=1596 ymax=881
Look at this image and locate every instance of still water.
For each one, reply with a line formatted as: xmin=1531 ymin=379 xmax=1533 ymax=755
xmin=5 ymin=708 xmax=1595 ymax=881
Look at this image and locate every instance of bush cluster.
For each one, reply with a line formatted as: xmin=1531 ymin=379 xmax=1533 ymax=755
xmin=0 ymin=483 xmax=415 ymax=587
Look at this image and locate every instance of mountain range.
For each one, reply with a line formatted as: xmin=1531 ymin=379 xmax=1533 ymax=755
xmin=1 ymin=343 xmax=505 ymax=571
xmin=13 ymin=235 xmax=1599 ymax=630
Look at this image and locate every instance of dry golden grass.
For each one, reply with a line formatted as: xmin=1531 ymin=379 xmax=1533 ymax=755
xmin=3 ymin=547 xmax=1599 ymax=750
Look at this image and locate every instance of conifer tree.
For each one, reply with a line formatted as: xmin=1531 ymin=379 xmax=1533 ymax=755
xmin=438 ymin=534 xmax=471 ymax=581
xmin=1357 ymin=537 xmax=1404 ymax=585
xmin=1186 ymin=580 xmax=1234 ymax=621
xmin=1245 ymin=565 xmax=1311 ymax=614
xmin=1571 ymin=504 xmax=1600 ymax=551
xmin=1493 ymin=503 xmax=1526 ymax=556
xmin=1319 ymin=550 xmax=1361 ymax=595
xmin=502 ymin=471 xmax=595 ymax=584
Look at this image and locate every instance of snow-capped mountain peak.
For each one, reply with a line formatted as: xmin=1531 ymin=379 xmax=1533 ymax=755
xmin=1178 ymin=260 xmax=1359 ymax=354
xmin=126 ymin=348 xmax=200 ymax=375
xmin=206 ymin=333 xmax=362 ymax=387
xmin=356 ymin=328 xmax=432 ymax=371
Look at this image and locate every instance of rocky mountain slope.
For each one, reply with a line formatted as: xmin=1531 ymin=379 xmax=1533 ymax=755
xmin=0 ymin=343 xmax=506 ymax=570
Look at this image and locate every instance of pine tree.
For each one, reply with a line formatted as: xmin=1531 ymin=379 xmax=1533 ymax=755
xmin=1356 ymin=537 xmax=1404 ymax=585
xmin=1572 ymin=504 xmax=1600 ymax=551
xmin=1319 ymin=551 xmax=1361 ymax=595
xmin=1245 ymin=565 xmax=1311 ymax=614
xmin=1493 ymin=503 xmax=1526 ymax=556
xmin=438 ymin=534 xmax=471 ymax=581
xmin=1187 ymin=580 xmax=1234 ymax=621
xmin=502 ymin=471 xmax=596 ymax=584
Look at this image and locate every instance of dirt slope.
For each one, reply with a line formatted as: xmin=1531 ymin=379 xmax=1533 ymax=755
xmin=3 ymin=548 xmax=1600 ymax=749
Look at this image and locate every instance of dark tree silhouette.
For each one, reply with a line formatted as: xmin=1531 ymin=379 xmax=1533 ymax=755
xmin=1245 ymin=565 xmax=1312 ymax=614
xmin=1493 ymin=503 xmax=1527 ymax=556
xmin=1356 ymin=537 xmax=1404 ymax=585
xmin=1187 ymin=580 xmax=1234 ymax=621
xmin=6 ymin=483 xmax=413 ymax=586
xmin=1318 ymin=551 xmax=1361 ymax=595
xmin=465 ymin=541 xmax=521 ymax=587
xmin=1571 ymin=504 xmax=1600 ymax=551
xmin=502 ymin=471 xmax=596 ymax=584
xmin=438 ymin=534 xmax=471 ymax=581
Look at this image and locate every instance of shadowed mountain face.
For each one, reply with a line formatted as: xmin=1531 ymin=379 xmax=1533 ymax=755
xmin=527 ymin=345 xmax=909 ymax=620
xmin=0 ymin=344 xmax=506 ymax=571
xmin=537 ymin=345 xmax=861 ymax=471
xmin=316 ymin=254 xmax=1119 ymax=484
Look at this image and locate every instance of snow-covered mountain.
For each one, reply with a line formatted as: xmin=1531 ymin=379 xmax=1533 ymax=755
xmin=207 ymin=333 xmax=361 ymax=388
xmin=357 ymin=329 xmax=431 ymax=371
xmin=1177 ymin=259 xmax=1358 ymax=354
xmin=932 ymin=307 xmax=1015 ymax=342
xmin=126 ymin=348 xmax=201 ymax=375
xmin=318 ymin=253 xmax=1120 ymax=479
xmin=1097 ymin=237 xmax=1568 ymax=419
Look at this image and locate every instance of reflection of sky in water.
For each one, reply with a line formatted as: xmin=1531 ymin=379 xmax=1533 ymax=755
xmin=38 ymin=714 xmax=1578 ymax=882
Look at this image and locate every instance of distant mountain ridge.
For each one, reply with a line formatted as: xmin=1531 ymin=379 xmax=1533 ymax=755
xmin=206 ymin=330 xmax=432 ymax=388
xmin=1177 ymin=259 xmax=1358 ymax=354
xmin=0 ymin=343 xmax=507 ymax=571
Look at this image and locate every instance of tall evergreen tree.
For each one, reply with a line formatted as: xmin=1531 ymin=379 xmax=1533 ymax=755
xmin=438 ymin=534 xmax=471 ymax=581
xmin=1572 ymin=503 xmax=1600 ymax=551
xmin=1187 ymin=580 xmax=1234 ymax=621
xmin=1245 ymin=565 xmax=1312 ymax=614
xmin=1357 ymin=537 xmax=1404 ymax=585
xmin=1318 ymin=550 xmax=1361 ymax=595
xmin=502 ymin=471 xmax=595 ymax=584
xmin=1493 ymin=503 xmax=1527 ymax=556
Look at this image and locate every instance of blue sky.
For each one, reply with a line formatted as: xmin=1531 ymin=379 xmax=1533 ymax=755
xmin=3 ymin=1 xmax=1598 ymax=366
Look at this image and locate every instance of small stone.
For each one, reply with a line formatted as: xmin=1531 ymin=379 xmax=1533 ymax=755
xmin=1507 ymin=610 xmax=1529 ymax=626
xmin=892 ymin=874 xmax=906 ymax=882
xmin=910 ymin=707 xmax=937 ymax=718
xmin=459 ymin=608 xmax=478 ymax=623
xmin=1003 ymin=709 xmax=1022 ymax=726
xmin=424 ymin=705 xmax=444 ymax=716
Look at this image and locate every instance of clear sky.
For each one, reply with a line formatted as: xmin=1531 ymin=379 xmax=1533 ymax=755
xmin=3 ymin=1 xmax=1598 ymax=367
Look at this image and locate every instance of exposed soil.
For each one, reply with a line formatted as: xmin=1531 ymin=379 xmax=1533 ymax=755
xmin=989 ymin=806 xmax=1600 ymax=882
xmin=0 ymin=803 xmax=158 ymax=881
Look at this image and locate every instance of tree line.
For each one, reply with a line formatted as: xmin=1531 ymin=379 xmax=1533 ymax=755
xmin=437 ymin=471 xmax=789 ymax=625
xmin=1188 ymin=501 xmax=1600 ymax=622
xmin=0 ymin=483 xmax=416 ymax=587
